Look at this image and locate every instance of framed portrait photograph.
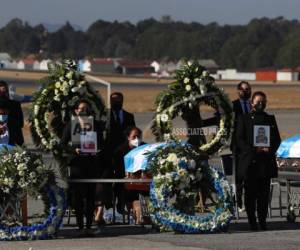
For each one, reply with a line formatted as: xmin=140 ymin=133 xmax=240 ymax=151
xmin=80 ymin=131 xmax=98 ymax=154
xmin=253 ymin=125 xmax=270 ymax=147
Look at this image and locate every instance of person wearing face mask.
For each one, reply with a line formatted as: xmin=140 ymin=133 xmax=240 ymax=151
xmin=111 ymin=126 xmax=146 ymax=221
xmin=0 ymin=80 xmax=24 ymax=146
xmin=231 ymin=81 xmax=252 ymax=212
xmin=0 ymin=100 xmax=24 ymax=146
xmin=97 ymin=92 xmax=135 ymax=223
xmin=61 ymin=99 xmax=106 ymax=235
xmin=236 ymin=91 xmax=281 ymax=231
xmin=108 ymin=92 xmax=136 ymax=150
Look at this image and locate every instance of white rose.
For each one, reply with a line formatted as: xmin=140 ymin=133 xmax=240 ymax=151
xmin=194 ymin=78 xmax=201 ymax=85
xmin=187 ymin=61 xmax=192 ymax=67
xmin=167 ymin=153 xmax=179 ymax=164
xmin=54 ymin=95 xmax=61 ymax=102
xmin=55 ymin=82 xmax=61 ymax=88
xmin=183 ymin=77 xmax=190 ymax=84
xmin=185 ymin=85 xmax=191 ymax=92
xmin=69 ymin=80 xmax=75 ymax=86
xmin=202 ymin=70 xmax=209 ymax=77
xmin=66 ymin=71 xmax=73 ymax=79
xmin=160 ymin=114 xmax=169 ymax=122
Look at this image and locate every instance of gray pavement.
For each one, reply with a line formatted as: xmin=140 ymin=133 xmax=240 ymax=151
xmin=1 ymin=217 xmax=300 ymax=250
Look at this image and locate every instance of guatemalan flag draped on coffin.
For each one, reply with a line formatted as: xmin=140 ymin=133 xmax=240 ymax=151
xmin=124 ymin=143 xmax=166 ymax=173
xmin=277 ymin=134 xmax=300 ymax=158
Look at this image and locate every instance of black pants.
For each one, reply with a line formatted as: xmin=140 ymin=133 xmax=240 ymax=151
xmin=70 ymin=183 xmax=95 ymax=229
xmin=234 ymin=155 xmax=243 ymax=208
xmin=244 ymin=178 xmax=270 ymax=226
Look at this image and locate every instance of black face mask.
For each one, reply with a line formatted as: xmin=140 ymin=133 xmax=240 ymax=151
xmin=78 ymin=109 xmax=91 ymax=116
xmin=240 ymin=90 xmax=251 ymax=100
xmin=112 ymin=102 xmax=122 ymax=111
xmin=254 ymin=101 xmax=266 ymax=112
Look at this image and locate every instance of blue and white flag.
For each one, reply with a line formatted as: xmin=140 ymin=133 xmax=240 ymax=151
xmin=277 ymin=134 xmax=300 ymax=158
xmin=124 ymin=143 xmax=166 ymax=173
xmin=0 ymin=144 xmax=14 ymax=151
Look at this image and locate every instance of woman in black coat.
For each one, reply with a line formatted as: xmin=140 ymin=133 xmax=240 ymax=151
xmin=61 ymin=99 xmax=105 ymax=231
xmin=236 ymin=91 xmax=281 ymax=231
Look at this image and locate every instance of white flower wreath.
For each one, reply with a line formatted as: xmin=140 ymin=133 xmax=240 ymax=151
xmin=147 ymin=142 xmax=234 ymax=233
xmin=0 ymin=146 xmax=67 ymax=241
xmin=29 ymin=60 xmax=107 ymax=177
xmin=152 ymin=61 xmax=233 ymax=155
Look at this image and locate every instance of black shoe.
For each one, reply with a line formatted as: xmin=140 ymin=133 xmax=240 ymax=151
xmin=96 ymin=219 xmax=106 ymax=226
xmin=259 ymin=222 xmax=267 ymax=231
xmin=249 ymin=222 xmax=258 ymax=231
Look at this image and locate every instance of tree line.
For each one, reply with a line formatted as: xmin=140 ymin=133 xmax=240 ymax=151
xmin=1 ymin=16 xmax=300 ymax=70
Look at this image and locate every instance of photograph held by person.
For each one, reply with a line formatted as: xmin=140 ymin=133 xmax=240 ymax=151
xmin=112 ymin=126 xmax=148 ymax=224
xmin=61 ymin=100 xmax=105 ymax=233
xmin=0 ymin=80 xmax=24 ymax=146
xmin=231 ymin=81 xmax=252 ymax=212
xmin=236 ymin=91 xmax=281 ymax=231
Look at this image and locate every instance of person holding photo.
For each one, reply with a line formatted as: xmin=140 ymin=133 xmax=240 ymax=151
xmin=236 ymin=91 xmax=281 ymax=231
xmin=61 ymin=99 xmax=105 ymax=234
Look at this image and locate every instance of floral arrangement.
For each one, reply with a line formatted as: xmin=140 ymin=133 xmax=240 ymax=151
xmin=0 ymin=185 xmax=67 ymax=241
xmin=29 ymin=60 xmax=107 ymax=177
xmin=0 ymin=146 xmax=67 ymax=241
xmin=0 ymin=146 xmax=54 ymax=203
xmin=147 ymin=142 xmax=234 ymax=233
xmin=152 ymin=61 xmax=233 ymax=155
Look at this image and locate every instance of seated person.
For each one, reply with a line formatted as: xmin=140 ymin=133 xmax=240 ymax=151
xmin=112 ymin=126 xmax=148 ymax=224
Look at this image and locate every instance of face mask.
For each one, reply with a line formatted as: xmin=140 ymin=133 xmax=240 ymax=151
xmin=78 ymin=109 xmax=91 ymax=117
xmin=112 ymin=102 xmax=122 ymax=111
xmin=130 ymin=138 xmax=141 ymax=147
xmin=254 ymin=101 xmax=266 ymax=112
xmin=240 ymin=90 xmax=251 ymax=100
xmin=0 ymin=115 xmax=8 ymax=122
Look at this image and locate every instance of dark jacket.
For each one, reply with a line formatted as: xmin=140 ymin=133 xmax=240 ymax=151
xmin=61 ymin=119 xmax=107 ymax=179
xmin=107 ymin=109 xmax=135 ymax=152
xmin=112 ymin=141 xmax=146 ymax=178
xmin=231 ymin=99 xmax=249 ymax=152
xmin=0 ymin=99 xmax=24 ymax=146
xmin=236 ymin=111 xmax=281 ymax=180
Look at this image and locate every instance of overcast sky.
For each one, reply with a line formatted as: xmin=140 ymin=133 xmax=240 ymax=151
xmin=0 ymin=0 xmax=299 ymax=29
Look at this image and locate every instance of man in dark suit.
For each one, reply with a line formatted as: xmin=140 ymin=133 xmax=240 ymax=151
xmin=100 ymin=92 xmax=136 ymax=218
xmin=231 ymin=81 xmax=252 ymax=211
xmin=109 ymin=92 xmax=136 ymax=150
xmin=0 ymin=80 xmax=24 ymax=145
xmin=236 ymin=91 xmax=281 ymax=231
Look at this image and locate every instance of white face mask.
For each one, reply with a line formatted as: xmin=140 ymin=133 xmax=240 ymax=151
xmin=130 ymin=138 xmax=141 ymax=147
xmin=0 ymin=115 xmax=8 ymax=122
